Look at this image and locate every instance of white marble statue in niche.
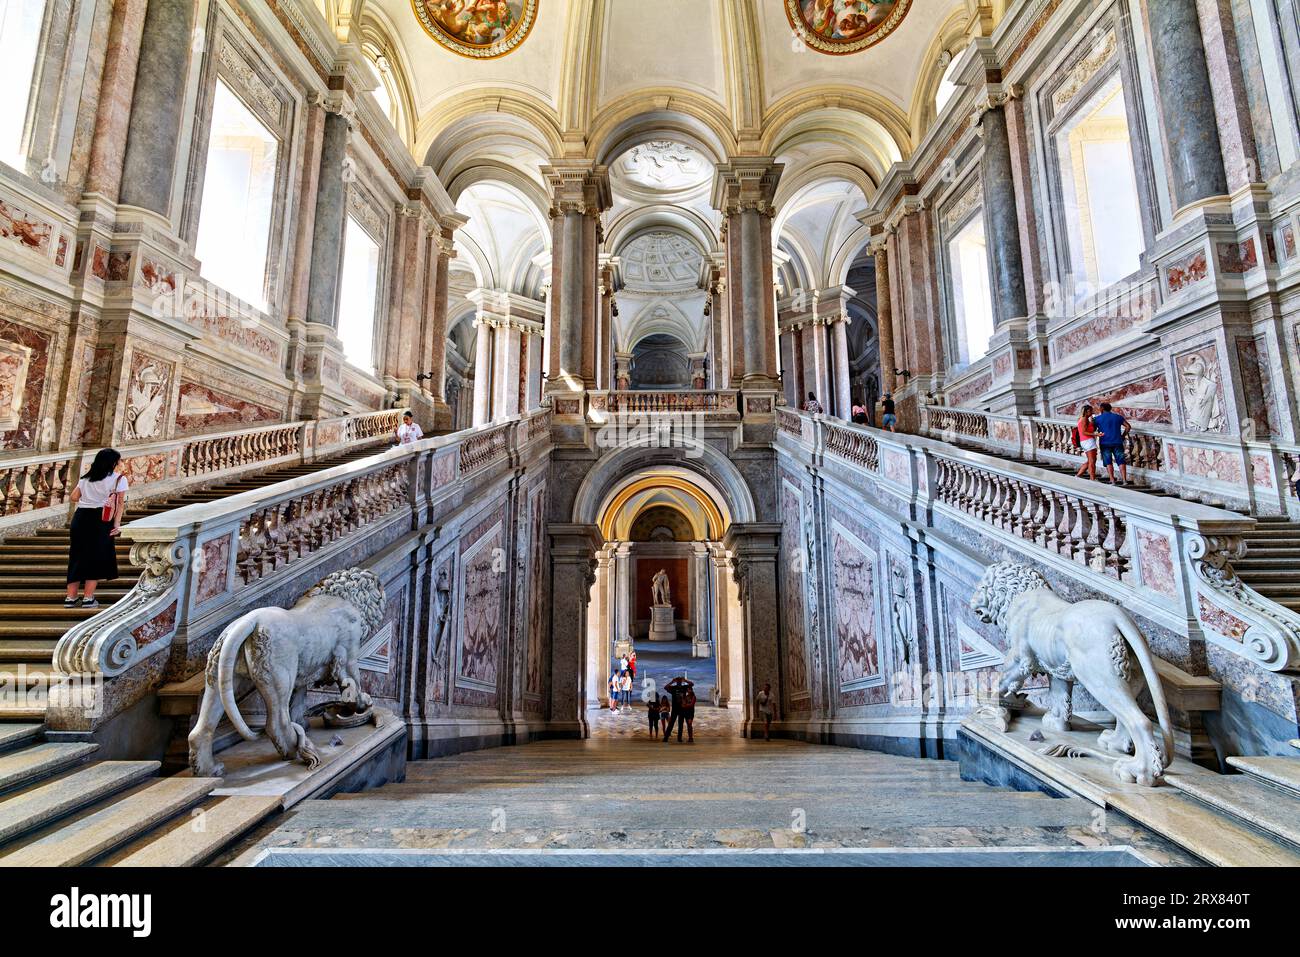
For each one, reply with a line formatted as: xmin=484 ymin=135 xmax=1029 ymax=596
xmin=651 ymin=567 xmax=671 ymax=606
xmin=1178 ymin=352 xmax=1226 ymax=433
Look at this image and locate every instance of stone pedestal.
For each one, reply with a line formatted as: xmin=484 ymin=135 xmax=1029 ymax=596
xmin=648 ymin=604 xmax=676 ymax=642
xmin=692 ymin=636 xmax=712 ymax=659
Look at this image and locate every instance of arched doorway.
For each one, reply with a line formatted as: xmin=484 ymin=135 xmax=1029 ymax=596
xmin=568 ymin=444 xmax=759 ymax=740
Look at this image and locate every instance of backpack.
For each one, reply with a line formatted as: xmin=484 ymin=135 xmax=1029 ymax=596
xmin=1070 ymin=425 xmax=1081 ymax=446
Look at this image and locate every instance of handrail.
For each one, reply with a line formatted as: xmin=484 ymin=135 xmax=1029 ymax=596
xmin=922 ymin=404 xmax=1300 ymax=514
xmin=605 ymin=390 xmax=740 ymax=415
xmin=0 ymin=408 xmax=403 ymax=527
xmin=51 ymin=407 xmax=552 ymax=683
xmin=778 ymin=410 xmax=1299 ymax=673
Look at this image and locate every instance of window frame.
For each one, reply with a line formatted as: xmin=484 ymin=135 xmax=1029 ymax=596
xmin=1037 ymin=7 xmax=1159 ymax=315
xmin=936 ymin=171 xmax=995 ymax=371
xmin=182 ymin=10 xmax=296 ymax=318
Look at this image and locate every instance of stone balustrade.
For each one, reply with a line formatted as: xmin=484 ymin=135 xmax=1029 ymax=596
xmin=779 ymin=410 xmax=1300 ymax=675
xmin=922 ymin=405 xmax=1297 ymax=515
xmin=47 ymin=408 xmax=553 ymax=735
xmin=604 ymin=390 xmax=739 ymax=416
xmin=0 ymin=409 xmax=403 ymax=537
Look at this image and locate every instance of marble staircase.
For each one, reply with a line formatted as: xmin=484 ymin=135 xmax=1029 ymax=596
xmin=0 ymin=720 xmax=277 ymax=866
xmin=0 ymin=448 xmax=385 ymax=721
xmin=945 ymin=437 xmax=1300 ymax=614
xmin=961 ymin=718 xmax=1300 ymax=866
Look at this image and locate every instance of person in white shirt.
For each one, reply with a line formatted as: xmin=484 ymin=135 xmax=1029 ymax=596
xmin=65 ymin=448 xmax=128 ymax=609
xmin=756 ymin=682 xmax=776 ymax=741
xmin=396 ymin=410 xmax=423 ymax=446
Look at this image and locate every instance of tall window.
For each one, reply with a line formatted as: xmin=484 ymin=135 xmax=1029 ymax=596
xmin=338 ymin=215 xmax=380 ymax=373
xmin=363 ymin=45 xmax=404 ymax=136
xmin=1055 ymin=75 xmax=1144 ymax=295
xmin=934 ymin=52 xmax=962 ymax=115
xmin=194 ymin=79 xmax=278 ymax=309
xmin=949 ymin=215 xmax=994 ymax=365
xmin=0 ymin=0 xmax=46 ymax=170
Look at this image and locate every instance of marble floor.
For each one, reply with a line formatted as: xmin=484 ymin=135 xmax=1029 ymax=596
xmin=225 ymin=734 xmax=1199 ymax=866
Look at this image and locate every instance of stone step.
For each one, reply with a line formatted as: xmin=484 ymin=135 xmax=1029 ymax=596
xmin=0 ymin=639 xmax=56 ymax=662
xmin=100 ymin=795 xmax=281 ymax=867
xmin=0 ymin=662 xmax=57 ymax=687
xmin=0 ymin=776 xmax=219 ymax=866
xmin=0 ymin=742 xmax=98 ymax=794
xmin=0 ymin=702 xmax=47 ymax=721
xmin=0 ymin=723 xmax=42 ymax=756
xmin=0 ymin=621 xmax=87 ymax=639
xmin=1230 ymin=568 xmax=1300 ymax=582
xmin=0 ymin=604 xmax=104 ymax=620
xmin=0 ymin=761 xmax=159 ymax=845
xmin=1245 ymin=584 xmax=1300 ymax=599
xmin=1167 ymin=771 xmax=1300 ymax=850
xmin=1225 ymin=756 xmax=1300 ymax=799
xmin=0 ymin=576 xmax=129 ymax=588
xmin=1106 ymin=789 xmax=1300 ymax=866
xmin=1237 ymin=547 xmax=1300 ymax=559
xmin=0 ymin=589 xmax=130 ymax=603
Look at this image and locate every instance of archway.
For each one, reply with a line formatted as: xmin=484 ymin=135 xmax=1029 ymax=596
xmin=571 ymin=445 xmax=757 ymax=740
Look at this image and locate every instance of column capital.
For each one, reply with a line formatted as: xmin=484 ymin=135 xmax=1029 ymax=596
xmin=711 ymin=157 xmax=783 ymax=216
xmin=967 ymin=83 xmax=1023 ymax=133
xmin=541 ymin=160 xmax=612 ymax=216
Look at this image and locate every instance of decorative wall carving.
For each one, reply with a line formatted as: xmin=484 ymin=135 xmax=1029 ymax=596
xmin=1051 ymin=27 xmax=1117 ymax=111
xmin=123 ymin=353 xmax=172 ymax=442
xmin=1175 ymin=345 xmax=1228 ymax=433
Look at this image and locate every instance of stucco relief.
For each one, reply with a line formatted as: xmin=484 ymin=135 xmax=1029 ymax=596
xmin=831 ymin=521 xmax=881 ymax=691
xmin=0 ymin=314 xmax=51 ymax=451
xmin=1055 ymin=372 xmax=1172 ymax=424
xmin=123 ymin=353 xmax=172 ymax=442
xmin=780 ymin=480 xmax=810 ymax=703
xmin=454 ymin=509 xmax=506 ymax=707
xmin=0 ymin=338 xmax=31 ymax=432
xmin=175 ymin=381 xmax=281 ymax=433
xmin=1175 ymin=345 xmax=1228 ymax=433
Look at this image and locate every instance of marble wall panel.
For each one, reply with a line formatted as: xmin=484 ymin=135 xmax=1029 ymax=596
xmin=452 ymin=506 xmax=506 ymax=709
xmin=1054 ymin=372 xmax=1172 ymax=424
xmin=1174 ymin=342 xmax=1230 ymax=433
xmin=780 ymin=477 xmax=810 ymax=704
xmin=1235 ymin=335 xmax=1276 ymax=437
xmin=174 ymin=380 xmax=281 ymax=433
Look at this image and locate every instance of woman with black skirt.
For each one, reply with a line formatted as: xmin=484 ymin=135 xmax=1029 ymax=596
xmin=65 ymin=448 xmax=127 ymax=609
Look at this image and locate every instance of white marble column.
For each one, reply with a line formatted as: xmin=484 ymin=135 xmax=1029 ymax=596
xmin=471 ymin=318 xmax=492 ymax=426
xmin=614 ymin=542 xmax=632 ymax=644
xmin=588 ymin=550 xmax=612 ymax=709
xmin=492 ymin=323 xmax=522 ymax=421
xmin=723 ymin=524 xmax=783 ymax=734
xmin=830 ymin=317 xmax=852 ymax=418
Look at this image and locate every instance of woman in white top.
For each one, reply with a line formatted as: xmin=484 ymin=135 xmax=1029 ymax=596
xmin=395 ymin=411 xmax=423 ymax=446
xmin=65 ymin=448 xmax=128 ymax=609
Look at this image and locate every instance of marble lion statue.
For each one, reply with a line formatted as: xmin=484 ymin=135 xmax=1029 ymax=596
xmin=188 ymin=568 xmax=385 ymax=777
xmin=970 ymin=561 xmax=1174 ymax=787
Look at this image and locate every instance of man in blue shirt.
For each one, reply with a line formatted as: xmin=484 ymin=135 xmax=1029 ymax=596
xmin=1092 ymin=402 xmax=1131 ymax=485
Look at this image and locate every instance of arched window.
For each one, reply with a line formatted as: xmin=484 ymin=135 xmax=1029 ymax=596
xmin=0 ymin=0 xmax=48 ymax=170
xmin=934 ymin=52 xmax=963 ymax=116
xmin=363 ymin=43 xmax=406 ymax=139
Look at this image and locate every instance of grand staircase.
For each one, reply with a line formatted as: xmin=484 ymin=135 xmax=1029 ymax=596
xmin=0 ymin=448 xmax=384 ymax=721
xmin=0 ymin=722 xmax=278 ymax=866
xmin=945 ymin=438 xmax=1300 ymax=613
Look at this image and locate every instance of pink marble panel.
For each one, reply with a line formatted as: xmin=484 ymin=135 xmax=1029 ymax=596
xmin=131 ymin=601 xmax=177 ymax=645
xmin=947 ymin=372 xmax=991 ymax=406
xmin=1216 ymin=238 xmax=1258 ymax=274
xmin=0 ymin=316 xmax=51 ymax=451
xmin=1198 ymin=595 xmax=1248 ymax=642
xmin=1166 ymin=248 xmax=1208 ymax=293
xmin=1176 ymin=445 xmax=1244 ymax=484
xmin=1136 ymin=530 xmax=1176 ymax=598
xmin=1235 ymin=335 xmax=1276 ymax=437
xmin=524 ymin=487 xmax=549 ymax=705
xmin=0 ymin=197 xmax=53 ymax=253
xmin=883 ymin=449 xmax=909 ymax=485
xmin=1250 ymin=454 xmax=1274 ymax=489
xmin=1054 ymin=372 xmax=1172 ymax=424
xmin=194 ymin=535 xmax=231 ymax=605
xmin=174 ymin=381 xmax=281 ymax=433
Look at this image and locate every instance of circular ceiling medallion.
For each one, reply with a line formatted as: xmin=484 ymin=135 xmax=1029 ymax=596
xmin=784 ymin=0 xmax=912 ymax=55
xmin=412 ymin=0 xmax=538 ymax=59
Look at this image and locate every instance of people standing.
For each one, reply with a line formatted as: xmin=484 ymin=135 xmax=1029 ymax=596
xmin=756 ymin=682 xmax=776 ymax=741
xmin=1092 ymin=402 xmax=1131 ymax=486
xmin=881 ymin=393 xmax=897 ymax=432
xmin=396 ymin=410 xmax=423 ymax=445
xmin=608 ymin=671 xmax=621 ymax=712
xmin=1074 ymin=403 xmax=1099 ymax=481
xmin=619 ymin=670 xmax=632 ymax=709
xmin=803 ymin=392 xmax=823 ymax=414
xmin=647 ymin=690 xmax=661 ymax=737
xmin=66 ymin=448 xmax=127 ymax=609
xmin=850 ymin=400 xmax=869 ymax=426
xmin=628 ymin=651 xmax=637 ymax=680
xmin=662 ymin=675 xmax=696 ymax=743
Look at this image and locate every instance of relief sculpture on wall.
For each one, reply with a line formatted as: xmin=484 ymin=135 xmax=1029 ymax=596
xmin=123 ymin=358 xmax=170 ymax=442
xmin=1177 ymin=350 xmax=1227 ymax=433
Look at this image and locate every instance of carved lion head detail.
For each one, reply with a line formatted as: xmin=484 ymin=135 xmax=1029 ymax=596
xmin=305 ymin=567 xmax=386 ymax=634
xmin=970 ymin=561 xmax=1049 ymax=631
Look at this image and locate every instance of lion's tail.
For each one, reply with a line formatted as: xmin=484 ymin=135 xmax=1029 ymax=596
xmin=214 ymin=612 xmax=265 ymax=743
xmin=1117 ymin=617 xmax=1175 ymax=770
